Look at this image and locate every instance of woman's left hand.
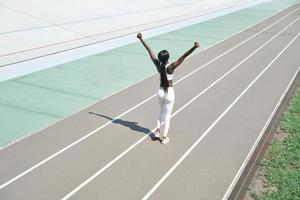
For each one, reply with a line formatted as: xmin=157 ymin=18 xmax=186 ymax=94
xmin=137 ymin=33 xmax=142 ymax=40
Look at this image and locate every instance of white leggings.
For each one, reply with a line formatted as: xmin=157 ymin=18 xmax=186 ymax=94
xmin=157 ymin=87 xmax=175 ymax=137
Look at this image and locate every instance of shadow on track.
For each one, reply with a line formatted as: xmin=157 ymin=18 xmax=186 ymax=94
xmin=88 ymin=112 xmax=158 ymax=141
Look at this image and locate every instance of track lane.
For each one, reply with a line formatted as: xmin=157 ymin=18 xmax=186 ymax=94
xmin=0 ymin=3 xmax=298 ymax=200
xmin=0 ymin=5 xmax=298 ymax=188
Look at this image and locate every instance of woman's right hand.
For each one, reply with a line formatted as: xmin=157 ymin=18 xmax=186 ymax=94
xmin=194 ymin=42 xmax=200 ymax=48
xmin=137 ymin=33 xmax=142 ymax=40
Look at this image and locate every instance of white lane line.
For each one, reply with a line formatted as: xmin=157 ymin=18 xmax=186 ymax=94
xmin=142 ymin=32 xmax=300 ymax=200
xmin=0 ymin=6 xmax=299 ymax=191
xmin=222 ymin=41 xmax=300 ymax=200
xmin=60 ymin=17 xmax=300 ymax=200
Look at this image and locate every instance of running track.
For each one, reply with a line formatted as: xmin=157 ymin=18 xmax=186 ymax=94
xmin=0 ymin=4 xmax=299 ymax=200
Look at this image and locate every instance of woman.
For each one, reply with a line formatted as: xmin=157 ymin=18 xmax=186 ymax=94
xmin=137 ymin=32 xmax=199 ymax=144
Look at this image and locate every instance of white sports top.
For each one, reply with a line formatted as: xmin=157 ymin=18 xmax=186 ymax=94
xmin=166 ymin=66 xmax=173 ymax=81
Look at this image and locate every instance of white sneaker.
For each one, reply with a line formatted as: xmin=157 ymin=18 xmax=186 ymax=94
xmin=161 ymin=137 xmax=170 ymax=145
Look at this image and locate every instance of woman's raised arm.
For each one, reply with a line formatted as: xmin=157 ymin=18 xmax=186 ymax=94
xmin=137 ymin=33 xmax=159 ymax=64
xmin=168 ymin=42 xmax=200 ymax=73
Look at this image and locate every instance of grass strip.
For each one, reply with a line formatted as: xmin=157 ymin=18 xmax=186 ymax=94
xmin=254 ymin=86 xmax=300 ymax=200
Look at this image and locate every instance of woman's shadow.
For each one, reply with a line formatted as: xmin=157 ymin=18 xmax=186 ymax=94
xmin=89 ymin=112 xmax=158 ymax=141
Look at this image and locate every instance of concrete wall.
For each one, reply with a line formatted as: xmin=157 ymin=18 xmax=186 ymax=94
xmin=0 ymin=0 xmax=270 ymax=80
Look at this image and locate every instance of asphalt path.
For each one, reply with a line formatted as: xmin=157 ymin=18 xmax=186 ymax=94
xmin=0 ymin=4 xmax=299 ymax=200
